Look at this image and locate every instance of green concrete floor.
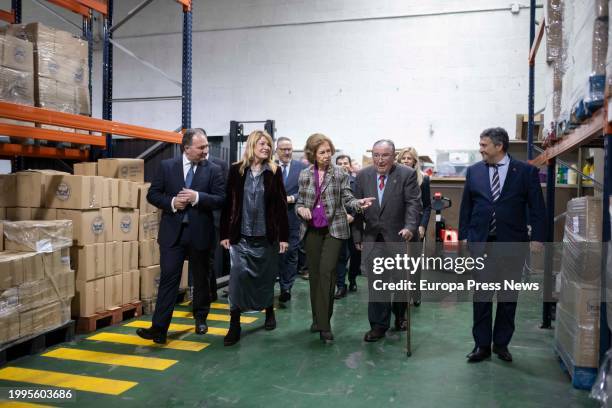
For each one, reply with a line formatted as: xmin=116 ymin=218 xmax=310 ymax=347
xmin=0 ymin=276 xmax=597 ymax=408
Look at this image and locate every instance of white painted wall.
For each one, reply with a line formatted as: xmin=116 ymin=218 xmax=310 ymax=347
xmin=3 ymin=0 xmax=547 ymax=164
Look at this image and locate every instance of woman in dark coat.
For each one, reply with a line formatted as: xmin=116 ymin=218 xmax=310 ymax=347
xmin=220 ymin=130 xmax=289 ymax=346
xmin=398 ymin=147 xmax=431 ymax=307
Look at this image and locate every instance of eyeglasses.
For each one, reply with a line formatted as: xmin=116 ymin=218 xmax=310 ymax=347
xmin=372 ymin=153 xmax=393 ymax=160
xmin=278 ymin=148 xmax=292 ymax=152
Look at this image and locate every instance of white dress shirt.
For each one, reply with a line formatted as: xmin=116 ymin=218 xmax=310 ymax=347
xmin=171 ymin=154 xmax=200 ymax=212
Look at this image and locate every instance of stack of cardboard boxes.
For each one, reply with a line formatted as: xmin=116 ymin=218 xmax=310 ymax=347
xmin=70 ymin=158 xmax=144 ymax=317
xmin=555 ymin=196 xmax=603 ymax=376
xmin=135 ymin=182 xmax=161 ymax=314
xmin=0 ymin=220 xmax=74 ymax=345
xmin=0 ymin=30 xmax=35 ymax=140
xmin=0 ymin=22 xmax=90 ymax=140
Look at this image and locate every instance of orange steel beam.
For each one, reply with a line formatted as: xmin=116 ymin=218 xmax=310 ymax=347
xmin=46 ymin=0 xmax=90 ymax=17
xmin=0 ymin=102 xmax=182 ymax=144
xmin=176 ymin=0 xmax=191 ymax=12
xmin=75 ymin=0 xmax=107 ymax=15
xmin=0 ymin=9 xmax=15 ymax=23
xmin=529 ymin=18 xmax=546 ymax=66
xmin=0 ymin=124 xmax=106 ymax=146
xmin=0 ymin=143 xmax=90 ymax=160
xmin=531 ymin=108 xmax=604 ymax=167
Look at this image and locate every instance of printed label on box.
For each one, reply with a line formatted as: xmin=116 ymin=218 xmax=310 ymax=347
xmin=90 ymin=216 xmax=105 ymax=235
xmin=120 ymin=216 xmax=132 ymax=233
xmin=55 ymin=182 xmax=71 ymax=201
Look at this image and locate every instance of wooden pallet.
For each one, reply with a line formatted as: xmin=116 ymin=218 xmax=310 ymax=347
xmin=0 ymin=320 xmax=75 ymax=366
xmin=76 ymin=301 xmax=143 ymax=334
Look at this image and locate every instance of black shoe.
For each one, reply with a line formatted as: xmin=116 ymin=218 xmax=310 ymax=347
xmin=413 ymin=300 xmax=421 ymax=307
xmin=334 ymin=287 xmax=347 ymax=299
xmin=394 ymin=318 xmax=407 ymax=332
xmin=210 ymin=291 xmax=218 ymax=302
xmin=279 ymin=291 xmax=291 ymax=303
xmin=467 ymin=347 xmax=491 ymax=363
xmin=320 ymin=330 xmax=334 ymax=343
xmin=492 ymin=344 xmax=513 ymax=362
xmin=136 ymin=327 xmax=167 ymax=344
xmin=264 ymin=307 xmax=276 ymax=330
xmin=195 ymin=318 xmax=208 ymax=335
xmin=224 ymin=310 xmax=241 ymax=346
xmin=363 ymin=329 xmax=386 ymax=342
xmin=348 ymin=282 xmax=357 ymax=292
xmin=310 ymin=323 xmax=320 ymax=333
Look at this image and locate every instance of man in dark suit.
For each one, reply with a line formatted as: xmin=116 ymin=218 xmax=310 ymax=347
xmin=353 ymin=140 xmax=422 ymax=342
xmin=276 ymin=137 xmax=307 ymax=302
xmin=334 ymin=154 xmax=359 ymax=298
xmin=459 ymin=127 xmax=545 ymax=363
xmin=137 ymin=128 xmax=225 ymax=344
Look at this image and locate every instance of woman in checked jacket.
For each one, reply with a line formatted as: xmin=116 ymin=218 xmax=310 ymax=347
xmin=295 ymin=133 xmax=374 ymax=343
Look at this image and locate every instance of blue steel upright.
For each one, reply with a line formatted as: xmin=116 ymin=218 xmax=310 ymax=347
xmin=102 ymin=0 xmax=114 ymax=157
xmin=542 ymin=158 xmax=555 ymax=328
xmin=182 ymin=3 xmax=193 ymax=130
xmin=11 ymin=0 xmax=21 ymax=23
xmin=83 ymin=12 xmax=93 ymax=119
xmin=600 ymin=132 xmax=612 ymax=361
xmin=527 ymin=0 xmax=536 ymax=160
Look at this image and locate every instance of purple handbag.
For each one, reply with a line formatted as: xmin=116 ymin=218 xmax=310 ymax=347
xmin=311 ymin=164 xmax=329 ymax=228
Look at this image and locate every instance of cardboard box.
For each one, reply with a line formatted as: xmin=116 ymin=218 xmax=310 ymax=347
xmin=0 ymin=222 xmax=3 ymax=251
xmin=0 ymin=66 xmax=34 ymax=106
xmin=0 ymin=208 xmax=6 ymax=219
xmin=15 ymin=170 xmax=57 ymax=208
xmin=73 ymin=278 xmax=104 ymax=317
xmin=1 ymin=34 xmax=34 ymax=73
xmin=105 ymin=241 xmax=123 ymax=277
xmin=21 ymin=252 xmax=43 ymax=283
xmin=112 ymin=208 xmax=139 ymax=242
xmin=98 ymin=158 xmax=145 ymax=183
xmin=4 ymin=220 xmax=73 ymax=252
xmin=0 ymin=308 xmax=20 ymax=344
xmin=0 ymin=253 xmax=23 ymax=289
xmin=102 ymin=178 xmax=119 ymax=208
xmin=122 ymin=269 xmax=140 ymax=304
xmin=71 ymin=243 xmax=105 ymax=281
xmin=35 ymin=76 xmax=78 ymax=114
xmin=45 ymin=174 xmax=103 ymax=210
xmin=138 ymin=239 xmax=160 ymax=267
xmin=179 ymin=261 xmax=188 ymax=290
xmin=138 ymin=213 xmax=159 ymax=241
xmin=7 ymin=208 xmax=57 ymax=221
xmin=0 ymin=175 xmax=16 ymax=207
xmin=56 ymin=208 xmax=112 ymax=245
xmin=74 ymin=162 xmax=97 ymax=176
xmin=140 ymin=265 xmax=160 ymax=300
xmin=137 ymin=183 xmax=157 ymax=213
xmin=6 ymin=207 xmax=31 ymax=221
xmin=118 ymin=180 xmax=138 ymax=209
xmin=19 ymin=308 xmax=34 ymax=337
xmin=38 ymin=301 xmax=62 ymax=331
xmin=122 ymin=241 xmax=138 ymax=273
xmin=42 ymin=247 xmax=70 ymax=280
xmin=104 ymin=274 xmax=123 ymax=309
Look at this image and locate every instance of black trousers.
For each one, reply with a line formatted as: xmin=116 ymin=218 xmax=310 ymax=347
xmin=367 ymin=234 xmax=407 ymax=331
xmin=472 ymin=237 xmax=523 ymax=348
xmin=153 ymin=223 xmax=211 ymax=333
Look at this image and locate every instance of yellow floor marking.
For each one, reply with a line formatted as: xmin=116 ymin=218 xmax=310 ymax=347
xmin=0 ymin=367 xmax=137 ymax=396
xmin=180 ymin=301 xmax=230 ymax=309
xmin=172 ymin=311 xmax=257 ymax=323
xmin=124 ymin=321 xmax=228 ymax=336
xmin=0 ymin=402 xmax=54 ymax=408
xmin=86 ymin=333 xmax=208 ymax=352
xmin=42 ymin=348 xmax=177 ymax=371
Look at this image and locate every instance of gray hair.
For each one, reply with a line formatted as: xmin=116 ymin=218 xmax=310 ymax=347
xmin=182 ymin=128 xmax=206 ymax=150
xmin=372 ymin=139 xmax=396 ymax=153
xmin=480 ymin=127 xmax=509 ymax=152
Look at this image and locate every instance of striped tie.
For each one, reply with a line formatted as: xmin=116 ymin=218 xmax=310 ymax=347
xmin=489 ymin=164 xmax=501 ymax=235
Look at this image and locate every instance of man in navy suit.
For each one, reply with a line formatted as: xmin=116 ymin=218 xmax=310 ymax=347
xmin=276 ymin=137 xmax=307 ymax=302
xmin=459 ymin=127 xmax=545 ymax=362
xmin=137 ymin=128 xmax=226 ymax=344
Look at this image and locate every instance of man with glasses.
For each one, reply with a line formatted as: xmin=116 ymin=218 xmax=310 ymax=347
xmin=276 ymin=137 xmax=307 ymax=302
xmin=352 ymin=140 xmax=422 ymax=342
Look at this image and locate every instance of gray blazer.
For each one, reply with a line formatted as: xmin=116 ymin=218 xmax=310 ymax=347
xmin=352 ymin=164 xmax=422 ymax=243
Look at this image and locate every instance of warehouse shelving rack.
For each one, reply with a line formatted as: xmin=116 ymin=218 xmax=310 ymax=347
xmin=0 ymin=0 xmax=191 ymax=161
xmin=527 ymin=0 xmax=612 ymax=362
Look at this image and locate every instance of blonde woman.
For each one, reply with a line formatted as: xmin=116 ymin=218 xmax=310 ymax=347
xmin=397 ymin=147 xmax=431 ymax=307
xmin=296 ymin=133 xmax=375 ymax=342
xmin=220 ymin=130 xmax=289 ymax=346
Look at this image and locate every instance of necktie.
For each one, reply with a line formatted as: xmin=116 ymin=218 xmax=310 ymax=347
xmin=282 ymin=164 xmax=288 ymax=184
xmin=489 ymin=164 xmax=501 ymax=235
xmin=378 ymin=175 xmax=385 ymax=190
xmin=183 ymin=163 xmax=195 ymax=223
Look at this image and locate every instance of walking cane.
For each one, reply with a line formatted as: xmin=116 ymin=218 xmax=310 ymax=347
xmin=406 ymin=234 xmax=425 ymax=358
